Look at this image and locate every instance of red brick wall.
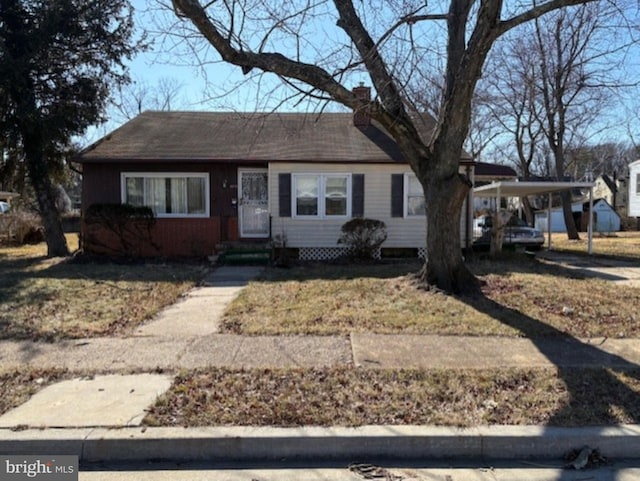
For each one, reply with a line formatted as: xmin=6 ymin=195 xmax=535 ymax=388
xmin=151 ymin=218 xmax=221 ymax=256
xmin=82 ymin=217 xmax=221 ymax=257
xmin=227 ymin=217 xmax=239 ymax=242
xmin=80 ymin=161 xmax=269 ymax=255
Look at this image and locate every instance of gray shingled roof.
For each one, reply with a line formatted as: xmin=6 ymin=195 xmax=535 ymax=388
xmin=475 ymin=162 xmax=517 ymax=178
xmin=79 ymin=111 xmax=456 ymax=164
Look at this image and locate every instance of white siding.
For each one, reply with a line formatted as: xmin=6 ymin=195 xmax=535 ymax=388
xmin=269 ymin=163 xmax=470 ymax=249
xmin=629 ymin=160 xmax=640 ymax=217
xmin=535 ymin=210 xmax=567 ymax=233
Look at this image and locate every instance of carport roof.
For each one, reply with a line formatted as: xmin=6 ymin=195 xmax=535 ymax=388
xmin=473 ymin=181 xmax=594 ymax=198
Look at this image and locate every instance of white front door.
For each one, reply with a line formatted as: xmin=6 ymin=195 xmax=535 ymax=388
xmin=239 ymin=169 xmax=269 ymax=238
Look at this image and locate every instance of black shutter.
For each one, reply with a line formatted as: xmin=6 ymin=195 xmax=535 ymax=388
xmin=391 ymin=174 xmax=404 ymax=217
xmin=279 ymin=173 xmax=292 ymax=217
xmin=352 ymin=174 xmax=364 ymax=217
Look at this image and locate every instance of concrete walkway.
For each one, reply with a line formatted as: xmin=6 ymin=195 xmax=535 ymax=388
xmin=538 ymin=250 xmax=640 ymax=287
xmin=2 ymin=259 xmax=640 ymax=466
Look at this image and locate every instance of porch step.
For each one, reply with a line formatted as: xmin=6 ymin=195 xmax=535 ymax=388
xmin=218 ymin=247 xmax=271 ymax=265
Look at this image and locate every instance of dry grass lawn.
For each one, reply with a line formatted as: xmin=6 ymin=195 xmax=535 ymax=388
xmin=0 ymin=235 xmax=206 ymax=340
xmin=222 ymin=256 xmax=640 ymax=338
xmin=550 ymin=231 xmax=640 ymax=260
xmin=145 ymin=367 xmax=640 ymax=427
xmin=4 ymin=234 xmax=640 ymax=428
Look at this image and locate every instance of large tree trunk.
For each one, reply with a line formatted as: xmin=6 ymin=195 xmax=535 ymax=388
xmin=560 ymin=190 xmax=580 ymax=240
xmin=522 ymin=197 xmax=535 ymax=226
xmin=418 ymin=171 xmax=480 ymax=295
xmin=23 ymin=130 xmax=69 ymax=257
xmin=32 ymin=175 xmax=69 ymax=257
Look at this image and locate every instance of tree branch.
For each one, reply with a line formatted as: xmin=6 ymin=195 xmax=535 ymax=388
xmin=497 ymin=0 xmax=598 ymax=36
xmin=171 ymin=0 xmax=356 ymax=106
xmin=332 ymin=0 xmax=407 ymax=118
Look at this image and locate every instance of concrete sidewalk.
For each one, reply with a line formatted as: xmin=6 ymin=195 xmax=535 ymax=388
xmin=2 ymin=333 xmax=640 ymax=371
xmin=2 ymin=261 xmax=640 ymax=466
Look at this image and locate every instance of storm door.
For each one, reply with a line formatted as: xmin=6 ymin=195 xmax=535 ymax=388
xmin=239 ymin=169 xmax=269 ymax=238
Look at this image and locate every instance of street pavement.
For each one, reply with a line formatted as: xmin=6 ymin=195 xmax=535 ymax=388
xmin=78 ymin=460 xmax=640 ymax=481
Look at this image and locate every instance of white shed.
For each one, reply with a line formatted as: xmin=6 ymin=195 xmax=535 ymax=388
xmin=629 ymin=159 xmax=640 ymax=217
xmin=534 ymin=198 xmax=620 ymax=233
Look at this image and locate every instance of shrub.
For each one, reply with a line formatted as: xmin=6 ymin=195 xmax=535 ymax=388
xmin=338 ymin=218 xmax=387 ymax=259
xmin=0 ymin=211 xmax=44 ymax=245
xmin=83 ymin=203 xmax=157 ymax=257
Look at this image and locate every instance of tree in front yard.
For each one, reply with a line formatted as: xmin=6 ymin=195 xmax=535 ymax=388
xmin=0 ymin=0 xmax=143 ymax=256
xmin=168 ymin=0 xmax=603 ymax=294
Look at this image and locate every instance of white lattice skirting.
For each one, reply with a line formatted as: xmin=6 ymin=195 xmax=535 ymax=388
xmin=298 ymin=247 xmax=382 ymax=261
xmin=417 ymin=247 xmax=426 ymax=259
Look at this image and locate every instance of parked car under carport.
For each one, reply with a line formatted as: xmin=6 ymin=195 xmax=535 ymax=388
xmin=473 ymin=214 xmax=544 ymax=251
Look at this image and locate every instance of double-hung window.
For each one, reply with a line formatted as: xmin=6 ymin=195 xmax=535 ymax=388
xmin=293 ymin=174 xmax=351 ymax=218
xmin=405 ymin=173 xmax=425 ymax=216
xmin=122 ymin=173 xmax=209 ymax=217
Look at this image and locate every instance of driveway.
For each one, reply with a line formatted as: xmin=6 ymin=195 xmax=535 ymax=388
xmin=537 ymin=251 xmax=640 ymax=287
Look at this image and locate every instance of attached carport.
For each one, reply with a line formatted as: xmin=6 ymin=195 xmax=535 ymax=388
xmin=473 ymin=181 xmax=596 ymax=254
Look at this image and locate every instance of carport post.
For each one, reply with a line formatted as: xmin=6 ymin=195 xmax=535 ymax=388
xmin=588 ymin=187 xmax=594 ymax=255
xmin=547 ymin=193 xmax=552 ymax=251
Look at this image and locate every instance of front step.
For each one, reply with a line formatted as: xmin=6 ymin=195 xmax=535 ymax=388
xmin=217 ymin=243 xmax=271 ymax=265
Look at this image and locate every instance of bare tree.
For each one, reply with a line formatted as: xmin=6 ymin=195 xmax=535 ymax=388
xmin=167 ymin=0 xmax=602 ymax=294
xmin=408 ymin=73 xmax=499 ymax=161
xmin=568 ymin=142 xmax=636 ymax=178
xmin=112 ymin=76 xmax=185 ymax=122
xmin=482 ymin=2 xmax=635 ymax=236
xmin=483 ymin=32 xmax=547 ymax=224
xmin=532 ymin=3 xmax=625 ymax=239
xmin=466 ymin=91 xmax=505 ymax=162
xmin=625 ymin=100 xmax=640 ymax=153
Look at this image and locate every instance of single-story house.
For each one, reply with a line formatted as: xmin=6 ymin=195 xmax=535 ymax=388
xmin=534 ymin=198 xmax=620 ymax=233
xmin=629 ymin=159 xmax=640 ymax=217
xmin=78 ymin=88 xmax=504 ymax=259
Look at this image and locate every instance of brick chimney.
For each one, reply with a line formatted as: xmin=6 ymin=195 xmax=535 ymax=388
xmin=352 ymin=83 xmax=371 ymax=128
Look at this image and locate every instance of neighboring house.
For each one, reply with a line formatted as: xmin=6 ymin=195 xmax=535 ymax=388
xmin=78 ymin=89 xmax=504 ymax=259
xmin=629 ymin=160 xmax=640 ymax=218
xmin=593 ymin=174 xmax=626 ymax=211
xmin=534 ymin=198 xmax=620 ymax=233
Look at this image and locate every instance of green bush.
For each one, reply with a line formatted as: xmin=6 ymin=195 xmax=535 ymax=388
xmin=338 ymin=218 xmax=387 ymax=259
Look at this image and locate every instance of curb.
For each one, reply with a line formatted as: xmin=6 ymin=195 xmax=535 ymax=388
xmin=1 ymin=425 xmax=639 ymax=463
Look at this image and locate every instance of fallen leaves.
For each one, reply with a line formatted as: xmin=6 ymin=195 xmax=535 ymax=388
xmin=143 ymin=367 xmax=640 ymax=428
